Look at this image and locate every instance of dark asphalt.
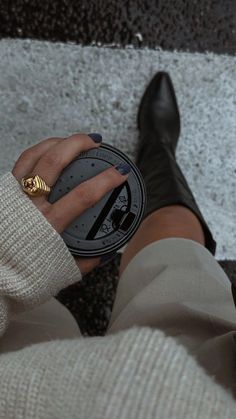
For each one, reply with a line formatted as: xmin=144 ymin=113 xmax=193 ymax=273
xmin=0 ymin=0 xmax=235 ymax=54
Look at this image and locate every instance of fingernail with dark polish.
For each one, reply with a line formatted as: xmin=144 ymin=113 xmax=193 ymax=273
xmin=100 ymin=252 xmax=117 ymax=264
xmin=115 ymin=163 xmax=131 ymax=175
xmin=88 ymin=133 xmax=103 ymax=143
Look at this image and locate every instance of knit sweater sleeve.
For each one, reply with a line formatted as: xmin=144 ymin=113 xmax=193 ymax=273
xmin=0 ymin=171 xmax=82 ymax=337
xmin=1 ymin=327 xmax=236 ymax=418
xmin=0 ymin=172 xmax=236 ymax=418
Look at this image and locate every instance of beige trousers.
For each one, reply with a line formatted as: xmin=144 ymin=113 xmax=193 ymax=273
xmin=1 ymin=238 xmax=236 ymax=396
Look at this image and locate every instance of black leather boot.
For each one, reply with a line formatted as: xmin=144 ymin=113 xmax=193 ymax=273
xmin=135 ymin=72 xmax=217 ymax=256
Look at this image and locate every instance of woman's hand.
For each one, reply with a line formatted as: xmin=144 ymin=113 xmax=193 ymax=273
xmin=11 ymin=133 xmax=130 ymax=276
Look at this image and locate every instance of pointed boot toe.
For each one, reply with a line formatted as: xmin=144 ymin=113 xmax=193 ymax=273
xmin=135 ymin=72 xmax=217 ymax=257
xmin=137 ymin=71 xmax=180 ymax=154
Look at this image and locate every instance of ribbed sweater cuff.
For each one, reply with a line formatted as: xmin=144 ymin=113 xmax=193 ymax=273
xmin=0 ymin=171 xmax=82 ymax=311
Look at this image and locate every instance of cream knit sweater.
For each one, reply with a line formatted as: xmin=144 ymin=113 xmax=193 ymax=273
xmin=0 ymin=171 xmax=236 ymax=419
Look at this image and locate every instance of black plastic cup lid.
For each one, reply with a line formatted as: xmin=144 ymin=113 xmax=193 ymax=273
xmin=47 ymin=142 xmax=147 ymax=258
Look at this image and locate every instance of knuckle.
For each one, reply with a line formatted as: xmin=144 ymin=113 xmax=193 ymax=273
xmin=105 ymin=167 xmax=125 ymax=187
xmin=41 ymin=137 xmax=65 ymax=146
xmin=76 ymin=183 xmax=96 ymax=206
xmin=20 ymin=149 xmax=34 ymax=160
xmin=40 ymin=137 xmax=59 ymax=144
xmin=43 ymin=151 xmax=62 ymax=168
xmin=74 ymin=167 xmax=125 ymax=207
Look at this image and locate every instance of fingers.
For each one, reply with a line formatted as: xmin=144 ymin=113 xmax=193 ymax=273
xmin=44 ymin=165 xmax=130 ymax=234
xmin=12 ymin=137 xmax=66 ymax=181
xmin=31 ymin=133 xmax=101 ymax=188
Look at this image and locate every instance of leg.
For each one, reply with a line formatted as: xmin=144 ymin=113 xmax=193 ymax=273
xmin=108 ymin=204 xmax=236 ymax=397
xmin=0 ymin=298 xmax=81 ymax=353
xmin=119 ymin=204 xmax=206 ymax=277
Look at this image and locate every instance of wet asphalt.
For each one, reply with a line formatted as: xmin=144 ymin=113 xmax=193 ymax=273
xmin=0 ymin=0 xmax=235 ymax=54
